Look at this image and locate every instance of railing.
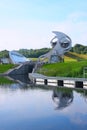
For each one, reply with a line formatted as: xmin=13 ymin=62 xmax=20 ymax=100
xmin=29 ymin=73 xmax=87 ymax=90
xmin=83 ymin=67 xmax=87 ymax=78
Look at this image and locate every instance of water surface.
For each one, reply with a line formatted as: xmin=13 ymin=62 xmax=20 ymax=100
xmin=0 ymin=76 xmax=87 ymax=130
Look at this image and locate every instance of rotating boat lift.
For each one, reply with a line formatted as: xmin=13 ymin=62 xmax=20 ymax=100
xmin=33 ymin=31 xmax=72 ymax=72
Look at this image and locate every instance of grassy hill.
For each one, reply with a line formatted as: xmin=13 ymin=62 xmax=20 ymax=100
xmin=64 ymin=52 xmax=87 ymax=62
xmin=30 ymin=52 xmax=87 ymax=62
xmin=0 ymin=64 xmax=17 ymax=73
xmin=0 ymin=51 xmax=87 ymax=78
xmin=37 ymin=52 xmax=87 ymax=78
xmin=38 ymin=60 xmax=87 ymax=78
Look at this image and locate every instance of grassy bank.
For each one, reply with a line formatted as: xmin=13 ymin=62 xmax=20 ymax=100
xmin=38 ymin=60 xmax=87 ymax=78
xmin=0 ymin=64 xmax=17 ymax=73
xmin=0 ymin=76 xmax=15 ymax=84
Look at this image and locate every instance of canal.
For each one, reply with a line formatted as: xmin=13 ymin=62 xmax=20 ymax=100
xmin=0 ymin=75 xmax=87 ymax=130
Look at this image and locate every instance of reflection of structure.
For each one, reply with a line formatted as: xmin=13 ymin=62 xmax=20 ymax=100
xmin=9 ymin=51 xmax=29 ymax=64
xmin=39 ymin=31 xmax=72 ymax=63
xmin=8 ymin=74 xmax=31 ymax=85
xmin=52 ymin=88 xmax=73 ymax=110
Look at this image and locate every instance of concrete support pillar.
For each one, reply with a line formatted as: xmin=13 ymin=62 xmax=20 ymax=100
xmin=57 ymin=80 xmax=63 ymax=86
xmin=44 ymin=79 xmax=48 ymax=85
xmin=33 ymin=78 xmax=36 ymax=83
xmin=75 ymin=81 xmax=83 ymax=88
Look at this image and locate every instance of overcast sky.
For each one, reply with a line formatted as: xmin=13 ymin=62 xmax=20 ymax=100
xmin=0 ymin=0 xmax=87 ymax=51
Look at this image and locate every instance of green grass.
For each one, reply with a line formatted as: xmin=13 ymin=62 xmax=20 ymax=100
xmin=0 ymin=76 xmax=15 ymax=84
xmin=0 ymin=64 xmax=17 ymax=73
xmin=38 ymin=60 xmax=87 ymax=78
xmin=64 ymin=56 xmax=77 ymax=62
xmin=29 ymin=58 xmax=38 ymax=61
xmin=65 ymin=52 xmax=87 ymax=61
xmin=56 ymin=87 xmax=87 ymax=96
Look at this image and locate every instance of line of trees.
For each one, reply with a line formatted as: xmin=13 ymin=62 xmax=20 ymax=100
xmin=18 ymin=48 xmax=50 ymax=58
xmin=0 ymin=44 xmax=87 ymax=58
xmin=70 ymin=44 xmax=87 ymax=54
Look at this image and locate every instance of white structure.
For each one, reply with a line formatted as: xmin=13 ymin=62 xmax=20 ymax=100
xmin=33 ymin=31 xmax=72 ymax=72
xmin=0 ymin=58 xmax=10 ymax=64
xmin=39 ymin=31 xmax=72 ymax=63
xmin=9 ymin=51 xmax=29 ymax=64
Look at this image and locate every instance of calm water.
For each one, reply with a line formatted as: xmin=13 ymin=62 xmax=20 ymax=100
xmin=0 ymin=75 xmax=87 ymax=130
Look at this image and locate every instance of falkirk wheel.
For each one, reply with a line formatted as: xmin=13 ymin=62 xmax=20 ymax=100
xmin=39 ymin=31 xmax=72 ymax=63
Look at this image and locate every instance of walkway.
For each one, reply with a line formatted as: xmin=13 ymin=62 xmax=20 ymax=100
xmin=29 ymin=73 xmax=87 ymax=90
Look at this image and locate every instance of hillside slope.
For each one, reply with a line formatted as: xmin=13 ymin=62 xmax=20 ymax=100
xmin=65 ymin=52 xmax=87 ymax=62
xmin=38 ymin=60 xmax=87 ymax=78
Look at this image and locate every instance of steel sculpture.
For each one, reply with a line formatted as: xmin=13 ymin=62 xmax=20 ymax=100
xmin=33 ymin=31 xmax=72 ymax=72
xmin=38 ymin=31 xmax=72 ymax=63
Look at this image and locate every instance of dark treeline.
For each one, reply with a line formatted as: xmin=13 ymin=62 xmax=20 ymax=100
xmin=0 ymin=50 xmax=9 ymax=58
xmin=0 ymin=44 xmax=87 ymax=58
xmin=70 ymin=44 xmax=87 ymax=54
xmin=0 ymin=48 xmax=50 ymax=58
xmin=19 ymin=48 xmax=50 ymax=58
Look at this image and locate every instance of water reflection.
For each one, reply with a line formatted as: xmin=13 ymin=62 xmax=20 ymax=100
xmin=0 ymin=75 xmax=87 ymax=130
xmin=1 ymin=75 xmax=87 ymax=107
xmin=7 ymin=74 xmax=31 ymax=84
xmin=1 ymin=75 xmax=87 ymax=110
xmin=52 ymin=88 xmax=73 ymax=110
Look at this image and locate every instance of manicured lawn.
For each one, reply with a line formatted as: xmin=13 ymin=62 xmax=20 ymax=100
xmin=38 ymin=60 xmax=87 ymax=78
xmin=0 ymin=64 xmax=17 ymax=73
xmin=0 ymin=76 xmax=15 ymax=84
